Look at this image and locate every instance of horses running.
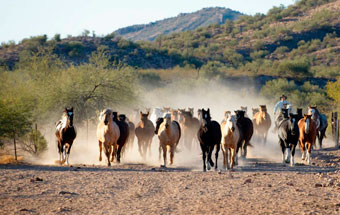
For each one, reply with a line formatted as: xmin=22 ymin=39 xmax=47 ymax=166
xmin=277 ymin=109 xmax=299 ymax=166
xmin=135 ymin=111 xmax=155 ymax=159
xmin=96 ymin=109 xmax=120 ymax=166
xmin=308 ymin=106 xmax=328 ymax=148
xmin=221 ymin=114 xmax=239 ymax=170
xmin=298 ymin=114 xmax=317 ymax=165
xmin=198 ymin=108 xmax=221 ymax=172
xmin=155 ymin=113 xmax=181 ymax=167
xmin=179 ymin=110 xmax=200 ymax=151
xmin=253 ymin=105 xmax=271 ymax=144
xmin=55 ymin=107 xmax=77 ymax=165
xmin=235 ymin=110 xmax=253 ymax=159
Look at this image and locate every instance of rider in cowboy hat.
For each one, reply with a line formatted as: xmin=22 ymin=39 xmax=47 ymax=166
xmin=274 ymin=94 xmax=292 ymax=115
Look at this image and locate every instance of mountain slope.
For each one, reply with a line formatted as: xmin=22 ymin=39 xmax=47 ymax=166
xmin=114 ymin=7 xmax=242 ymax=41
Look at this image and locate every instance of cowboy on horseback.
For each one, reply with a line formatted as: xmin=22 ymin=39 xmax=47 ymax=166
xmin=273 ymin=95 xmax=292 ymax=132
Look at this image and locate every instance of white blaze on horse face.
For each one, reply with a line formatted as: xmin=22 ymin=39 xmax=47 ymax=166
xmin=305 ymin=118 xmax=310 ymax=134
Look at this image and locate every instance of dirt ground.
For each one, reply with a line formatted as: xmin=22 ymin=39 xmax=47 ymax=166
xmin=1 ymin=140 xmax=340 ymax=215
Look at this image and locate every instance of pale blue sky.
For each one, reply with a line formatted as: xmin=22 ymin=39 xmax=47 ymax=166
xmin=0 ymin=0 xmax=295 ymax=43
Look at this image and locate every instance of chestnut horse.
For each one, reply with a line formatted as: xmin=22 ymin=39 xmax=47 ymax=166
xmin=198 ymin=108 xmax=221 ymax=171
xmin=221 ymin=114 xmax=239 ymax=170
xmin=253 ymin=105 xmax=271 ymax=144
xmin=155 ymin=113 xmax=181 ymax=167
xmin=298 ymin=114 xmax=317 ymax=165
xmin=135 ymin=111 xmax=155 ymax=159
xmin=308 ymin=106 xmax=328 ymax=148
xmin=55 ymin=107 xmax=77 ymax=165
xmin=97 ymin=109 xmax=120 ymax=166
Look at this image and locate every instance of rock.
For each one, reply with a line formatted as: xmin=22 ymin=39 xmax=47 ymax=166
xmin=315 ymin=183 xmax=323 ymax=188
xmin=35 ymin=177 xmax=43 ymax=181
xmin=287 ymin=182 xmax=294 ymax=186
xmin=336 ymin=183 xmax=340 ymax=187
xmin=268 ymin=184 xmax=272 ymax=187
xmin=59 ymin=191 xmax=79 ymax=196
xmin=218 ymin=170 xmax=222 ymax=174
xmin=327 ymin=179 xmax=335 ymax=186
xmin=243 ymin=179 xmax=252 ymax=184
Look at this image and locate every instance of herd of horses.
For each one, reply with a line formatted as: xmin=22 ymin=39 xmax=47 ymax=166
xmin=55 ymin=104 xmax=328 ymax=171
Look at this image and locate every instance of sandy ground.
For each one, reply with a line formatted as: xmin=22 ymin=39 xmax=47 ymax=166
xmin=1 ymin=136 xmax=340 ymax=215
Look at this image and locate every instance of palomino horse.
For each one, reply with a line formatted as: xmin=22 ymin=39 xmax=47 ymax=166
xmin=298 ymin=114 xmax=317 ymax=165
xmin=253 ymin=105 xmax=271 ymax=144
xmin=155 ymin=113 xmax=181 ymax=167
xmin=221 ymin=114 xmax=239 ymax=170
xmin=308 ymin=106 xmax=328 ymax=148
xmin=277 ymin=110 xmax=299 ymax=166
xmin=112 ymin=113 xmax=129 ymax=163
xmin=135 ymin=111 xmax=155 ymax=159
xmin=97 ymin=109 xmax=120 ymax=166
xmin=55 ymin=107 xmax=77 ymax=165
xmin=179 ymin=110 xmax=200 ymax=151
xmin=198 ymin=108 xmax=221 ymax=171
xmin=235 ymin=110 xmax=253 ymax=159
xmin=221 ymin=111 xmax=231 ymax=128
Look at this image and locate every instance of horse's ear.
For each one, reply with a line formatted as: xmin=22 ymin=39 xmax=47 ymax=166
xmin=207 ymin=108 xmax=210 ymax=113
xmin=140 ymin=111 xmax=143 ymax=116
xmin=147 ymin=111 xmax=149 ymax=116
xmin=70 ymin=107 xmax=73 ymax=111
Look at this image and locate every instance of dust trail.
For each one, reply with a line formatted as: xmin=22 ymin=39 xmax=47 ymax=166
xmin=33 ymin=79 xmax=334 ymax=168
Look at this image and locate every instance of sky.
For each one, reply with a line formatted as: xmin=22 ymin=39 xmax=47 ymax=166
xmin=0 ymin=0 xmax=295 ymax=43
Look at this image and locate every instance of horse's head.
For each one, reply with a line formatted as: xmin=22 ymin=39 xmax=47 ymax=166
xmin=303 ymin=114 xmax=313 ymax=134
xmin=112 ymin=112 xmax=118 ymax=121
xmin=170 ymin=109 xmax=178 ymax=121
xmin=251 ymin=108 xmax=259 ymax=117
xmin=140 ymin=111 xmax=149 ymax=126
xmin=226 ymin=115 xmax=236 ymax=132
xmin=235 ymin=110 xmax=245 ymax=119
xmin=164 ymin=113 xmax=172 ymax=129
xmin=224 ymin=111 xmax=231 ymax=120
xmin=297 ymin=108 xmax=303 ymax=118
xmin=188 ymin=108 xmax=194 ymax=116
xmin=64 ymin=107 xmax=74 ymax=126
xmin=308 ymin=106 xmax=318 ymax=119
xmin=240 ymin=106 xmax=247 ymax=114
xmin=100 ymin=109 xmax=112 ymax=125
xmin=163 ymin=107 xmax=171 ymax=113
xmin=289 ymin=113 xmax=299 ymax=135
xmin=118 ymin=114 xmax=126 ymax=122
xmin=201 ymin=108 xmax=211 ymax=132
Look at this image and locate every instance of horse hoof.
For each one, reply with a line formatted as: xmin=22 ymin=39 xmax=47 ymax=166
xmin=203 ymin=169 xmax=206 ymax=172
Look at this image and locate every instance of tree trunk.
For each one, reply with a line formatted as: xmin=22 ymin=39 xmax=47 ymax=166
xmin=13 ymin=132 xmax=17 ymax=161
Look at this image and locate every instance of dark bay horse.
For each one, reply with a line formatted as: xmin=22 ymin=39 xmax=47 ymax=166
xmin=198 ymin=108 xmax=221 ymax=172
xmin=277 ymin=110 xmax=299 ymax=166
xmin=308 ymin=106 xmax=328 ymax=149
xmin=55 ymin=107 xmax=77 ymax=165
xmin=235 ymin=110 xmax=253 ymax=159
xmin=179 ymin=110 xmax=200 ymax=151
xmin=111 ymin=113 xmax=129 ymax=163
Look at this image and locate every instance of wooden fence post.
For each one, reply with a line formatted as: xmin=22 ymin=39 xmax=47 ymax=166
xmin=331 ymin=112 xmax=339 ymax=147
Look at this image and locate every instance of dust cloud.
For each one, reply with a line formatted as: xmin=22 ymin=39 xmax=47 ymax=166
xmin=33 ymin=79 xmax=330 ymax=169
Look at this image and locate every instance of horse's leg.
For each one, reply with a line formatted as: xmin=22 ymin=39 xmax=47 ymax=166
xmin=201 ymin=146 xmax=207 ymax=172
xmin=162 ymin=144 xmax=167 ymax=167
xmin=117 ymin=144 xmax=123 ymax=163
xmin=148 ymin=138 xmax=152 ymax=157
xmin=300 ymin=140 xmax=306 ymax=160
xmin=137 ymin=139 xmax=142 ymax=157
xmin=214 ymin=143 xmax=220 ymax=170
xmin=170 ymin=144 xmax=175 ymax=165
xmin=107 ymin=144 xmax=112 ymax=166
xmin=263 ymin=131 xmax=268 ymax=145
xmin=290 ymin=143 xmax=296 ymax=167
xmin=279 ymin=139 xmax=285 ymax=163
xmin=222 ymin=145 xmax=227 ymax=170
xmin=65 ymin=143 xmax=72 ymax=165
xmin=318 ymin=130 xmax=325 ymax=149
xmin=158 ymin=142 xmax=162 ymax=161
xmin=207 ymin=145 xmax=214 ymax=170
xmin=242 ymin=140 xmax=247 ymax=158
xmin=285 ymin=143 xmax=290 ymax=164
xmin=231 ymin=147 xmax=236 ymax=169
xmin=99 ymin=141 xmax=103 ymax=162
xmin=57 ymin=140 xmax=62 ymax=162
xmin=306 ymin=142 xmax=312 ymax=165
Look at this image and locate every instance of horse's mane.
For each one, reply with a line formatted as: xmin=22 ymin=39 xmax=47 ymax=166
xmin=99 ymin=109 xmax=112 ymax=121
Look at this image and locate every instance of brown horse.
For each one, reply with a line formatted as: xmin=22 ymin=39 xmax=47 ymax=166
xmin=253 ymin=105 xmax=271 ymax=144
xmin=96 ymin=109 xmax=120 ymax=166
xmin=135 ymin=111 xmax=155 ymax=159
xmin=180 ymin=110 xmax=200 ymax=150
xmin=55 ymin=107 xmax=77 ymax=165
xmin=170 ymin=109 xmax=179 ymax=121
xmin=298 ymin=114 xmax=317 ymax=165
xmin=155 ymin=113 xmax=181 ymax=167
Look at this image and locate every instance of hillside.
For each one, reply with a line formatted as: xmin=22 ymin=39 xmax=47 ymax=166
xmin=151 ymin=0 xmax=340 ymax=78
xmin=114 ymin=7 xmax=242 ymax=41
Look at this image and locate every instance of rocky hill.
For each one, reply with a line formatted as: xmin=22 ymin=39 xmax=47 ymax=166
xmin=114 ymin=7 xmax=242 ymax=41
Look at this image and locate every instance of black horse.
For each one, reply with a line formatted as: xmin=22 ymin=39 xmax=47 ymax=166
xmin=235 ymin=110 xmax=253 ymax=159
xmin=277 ymin=109 xmax=299 ymax=166
xmin=113 ymin=112 xmax=129 ymax=163
xmin=197 ymin=108 xmax=221 ymax=172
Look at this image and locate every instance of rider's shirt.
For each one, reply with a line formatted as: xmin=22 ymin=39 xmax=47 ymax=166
xmin=274 ymin=100 xmax=292 ymax=115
